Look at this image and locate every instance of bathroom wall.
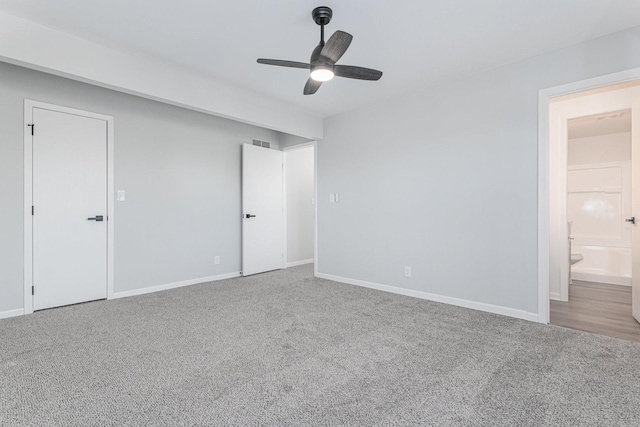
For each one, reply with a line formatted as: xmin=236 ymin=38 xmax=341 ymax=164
xmin=568 ymin=133 xmax=631 ymax=165
xmin=568 ymin=132 xmax=632 ymax=285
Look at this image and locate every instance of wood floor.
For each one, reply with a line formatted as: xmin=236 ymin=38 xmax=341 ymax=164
xmin=551 ymin=280 xmax=640 ymax=343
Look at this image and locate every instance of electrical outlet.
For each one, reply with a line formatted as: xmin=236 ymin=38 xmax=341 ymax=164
xmin=404 ymin=266 xmax=412 ymax=277
xmin=329 ymin=194 xmax=335 ymax=203
xmin=117 ymin=190 xmax=126 ymax=201
xmin=214 ymin=256 xmax=220 ymax=265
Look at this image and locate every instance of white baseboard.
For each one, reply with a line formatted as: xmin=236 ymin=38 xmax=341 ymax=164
xmin=110 ymin=271 xmax=241 ymax=299
xmin=549 ymin=292 xmax=563 ymax=301
xmin=286 ymin=259 xmax=314 ymax=268
xmin=315 ymin=273 xmax=539 ymax=323
xmin=571 ymin=272 xmax=631 ymax=286
xmin=0 ymin=308 xmax=25 ymax=320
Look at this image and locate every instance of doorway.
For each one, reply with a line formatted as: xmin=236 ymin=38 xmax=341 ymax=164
xmin=543 ymin=80 xmax=640 ymax=341
xmin=24 ymin=101 xmax=115 ymax=314
xmin=241 ymin=140 xmax=316 ymax=276
xmin=551 ymin=106 xmax=640 ymax=341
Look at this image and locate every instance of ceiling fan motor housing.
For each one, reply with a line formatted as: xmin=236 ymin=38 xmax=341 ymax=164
xmin=312 ymin=6 xmax=332 ymax=26
xmin=310 ymin=43 xmax=334 ymax=70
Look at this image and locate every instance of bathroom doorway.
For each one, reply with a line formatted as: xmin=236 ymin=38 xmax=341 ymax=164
xmin=547 ymin=80 xmax=640 ymax=342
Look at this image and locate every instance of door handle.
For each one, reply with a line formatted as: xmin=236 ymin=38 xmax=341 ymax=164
xmin=87 ymin=215 xmax=104 ymax=221
xmin=626 ymin=217 xmax=636 ymax=225
xmin=245 ymin=214 xmax=256 ymax=219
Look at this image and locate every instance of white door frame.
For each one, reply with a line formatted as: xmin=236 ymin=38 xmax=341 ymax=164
xmin=313 ymin=140 xmax=318 ymax=277
xmin=538 ymin=67 xmax=640 ymax=324
xmin=282 ymin=141 xmax=317 ymax=270
xmin=23 ymin=100 xmax=115 ymax=315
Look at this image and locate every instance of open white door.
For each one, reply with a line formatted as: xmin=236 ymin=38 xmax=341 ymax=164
xmin=32 ymin=107 xmax=108 ymax=310
xmin=242 ymin=144 xmax=284 ymax=276
xmin=633 ymin=98 xmax=640 ymax=323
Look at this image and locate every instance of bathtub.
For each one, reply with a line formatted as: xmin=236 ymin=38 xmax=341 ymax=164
xmin=571 ymin=244 xmax=631 ymax=286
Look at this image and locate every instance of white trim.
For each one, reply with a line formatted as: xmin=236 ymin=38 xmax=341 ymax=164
xmin=282 ymin=152 xmax=287 ymax=269
xmin=286 ymin=259 xmax=314 ymax=268
xmin=110 ymin=272 xmax=241 ymax=299
xmin=538 ymin=66 xmax=640 ymax=324
xmin=317 ymin=273 xmax=539 ymax=323
xmin=571 ymin=272 xmax=631 ymax=286
xmin=23 ymin=100 xmax=115 ymax=315
xmin=0 ymin=309 xmax=24 ymax=320
xmin=549 ymin=292 xmax=562 ymax=301
xmin=23 ymin=102 xmax=33 ymax=314
xmin=107 ymin=117 xmax=115 ymax=300
xmin=314 ymin=140 xmax=319 ymax=277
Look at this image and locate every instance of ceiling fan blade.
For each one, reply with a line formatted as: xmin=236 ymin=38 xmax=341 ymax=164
xmin=304 ymin=78 xmax=322 ymax=95
xmin=334 ymin=65 xmax=383 ymax=81
xmin=257 ymin=59 xmax=310 ymax=69
xmin=320 ymin=30 xmax=353 ymax=63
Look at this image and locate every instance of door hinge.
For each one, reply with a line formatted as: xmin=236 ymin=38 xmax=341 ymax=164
xmin=31 ymin=206 xmax=34 ymax=215
xmin=27 ymin=124 xmax=34 ymax=135
xmin=31 ymin=286 xmax=34 ymax=295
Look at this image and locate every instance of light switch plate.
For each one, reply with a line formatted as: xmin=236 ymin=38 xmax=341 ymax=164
xmin=404 ymin=266 xmax=412 ymax=277
xmin=335 ymin=193 xmax=340 ymax=203
xmin=117 ymin=190 xmax=126 ymax=201
xmin=329 ymin=194 xmax=335 ymax=203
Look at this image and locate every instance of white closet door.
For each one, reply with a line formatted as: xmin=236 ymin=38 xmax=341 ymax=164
xmin=32 ymin=107 xmax=108 ymax=310
xmin=242 ymin=144 xmax=283 ymax=276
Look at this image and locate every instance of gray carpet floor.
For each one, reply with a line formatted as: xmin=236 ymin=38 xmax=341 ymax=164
xmin=2 ymin=264 xmax=640 ymax=426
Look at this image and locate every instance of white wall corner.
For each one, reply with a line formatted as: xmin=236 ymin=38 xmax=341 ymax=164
xmin=0 ymin=11 xmax=323 ymax=140
xmin=316 ymin=272 xmax=540 ymax=323
xmin=286 ymin=259 xmax=314 ymax=268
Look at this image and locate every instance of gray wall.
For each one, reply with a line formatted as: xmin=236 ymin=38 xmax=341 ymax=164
xmin=0 ymin=61 xmax=281 ymax=312
xmin=318 ymin=27 xmax=640 ymax=315
xmin=278 ymin=132 xmax=315 ymax=149
xmin=285 ymin=146 xmax=315 ymax=264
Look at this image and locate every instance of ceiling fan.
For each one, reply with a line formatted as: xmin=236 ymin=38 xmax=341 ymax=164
xmin=257 ymin=6 xmax=383 ymax=95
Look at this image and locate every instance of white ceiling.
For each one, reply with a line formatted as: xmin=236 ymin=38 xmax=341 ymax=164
xmin=2 ymin=0 xmax=640 ymax=119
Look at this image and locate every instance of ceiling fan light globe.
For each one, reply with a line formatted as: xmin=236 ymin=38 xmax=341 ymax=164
xmin=310 ymin=68 xmax=334 ymax=82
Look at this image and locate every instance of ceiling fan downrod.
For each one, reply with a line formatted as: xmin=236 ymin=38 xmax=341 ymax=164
xmin=312 ymin=6 xmax=333 ymax=45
